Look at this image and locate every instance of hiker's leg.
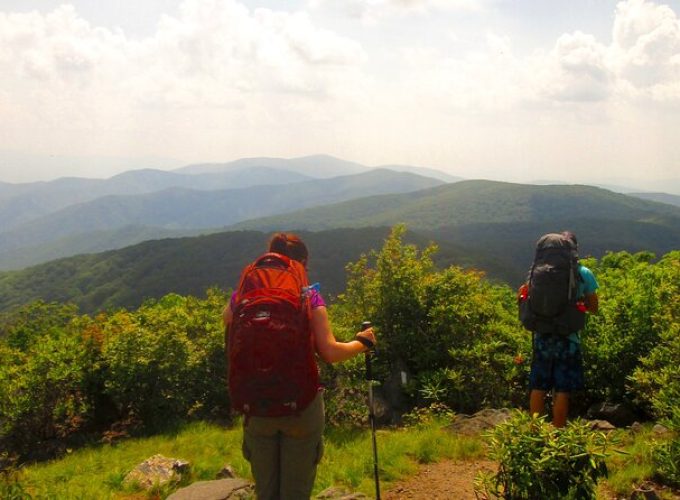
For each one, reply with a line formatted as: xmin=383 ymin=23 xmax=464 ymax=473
xmin=553 ymin=392 xmax=570 ymax=428
xmin=243 ymin=417 xmax=281 ymax=500
xmin=551 ymin=335 xmax=584 ymax=428
xmin=279 ymin=392 xmax=325 ymax=500
xmin=530 ymin=389 xmax=546 ymax=417
xmin=529 ymin=334 xmax=552 ymax=418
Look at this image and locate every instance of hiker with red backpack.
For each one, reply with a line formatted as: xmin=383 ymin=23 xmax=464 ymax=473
xmin=223 ymin=232 xmax=377 ymax=499
xmin=518 ymin=231 xmax=599 ymax=428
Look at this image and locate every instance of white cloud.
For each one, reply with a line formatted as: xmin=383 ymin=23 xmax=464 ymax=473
xmin=0 ymin=1 xmax=367 ymax=125
xmin=612 ymin=0 xmax=680 ymax=96
xmin=0 ymin=0 xmax=679 ymax=184
xmin=308 ymin=0 xmax=487 ymax=23
xmin=537 ymin=31 xmax=612 ymax=102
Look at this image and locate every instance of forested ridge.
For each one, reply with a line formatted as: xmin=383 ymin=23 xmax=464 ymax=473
xmin=1 ymin=181 xmax=679 ymax=315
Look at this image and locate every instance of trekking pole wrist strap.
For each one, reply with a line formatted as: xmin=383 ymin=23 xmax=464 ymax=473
xmin=356 ymin=335 xmax=374 ymax=349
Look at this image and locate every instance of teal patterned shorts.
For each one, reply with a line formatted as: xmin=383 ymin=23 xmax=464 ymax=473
xmin=529 ymin=333 xmax=584 ymax=392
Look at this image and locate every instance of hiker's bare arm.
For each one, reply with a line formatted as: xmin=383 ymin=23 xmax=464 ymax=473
xmin=584 ymin=293 xmax=598 ymax=314
xmin=311 ymin=306 xmax=376 ymax=363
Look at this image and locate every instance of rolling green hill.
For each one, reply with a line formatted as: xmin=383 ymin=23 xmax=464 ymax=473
xmin=1 ymin=180 xmax=678 ymax=314
xmin=0 ymin=169 xmax=443 ymax=266
xmin=629 ymin=192 xmax=680 ymax=208
xmin=229 ymin=180 xmax=680 ymax=285
xmin=0 ymin=227 xmax=494 ymax=314
xmin=231 ymin=180 xmax=680 ymax=231
xmin=0 ymin=167 xmax=312 ymax=230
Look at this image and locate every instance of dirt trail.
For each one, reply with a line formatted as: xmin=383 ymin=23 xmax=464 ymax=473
xmin=380 ymin=460 xmax=680 ymax=500
xmin=382 ymin=459 xmax=496 ymax=499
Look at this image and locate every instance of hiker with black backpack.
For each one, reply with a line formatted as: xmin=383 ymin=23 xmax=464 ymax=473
xmin=518 ymin=231 xmax=599 ymax=428
xmin=223 ymin=232 xmax=377 ymax=500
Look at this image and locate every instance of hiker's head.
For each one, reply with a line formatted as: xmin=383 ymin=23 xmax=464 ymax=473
xmin=561 ymin=231 xmax=578 ymax=250
xmin=269 ymin=232 xmax=308 ymax=265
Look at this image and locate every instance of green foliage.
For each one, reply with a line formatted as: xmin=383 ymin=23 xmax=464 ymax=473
xmin=335 ymin=225 xmax=530 ymax=414
xmin=581 ymin=251 xmax=680 ymax=415
xmin=0 ymin=303 xmax=94 ymax=455
xmin=0 ymin=469 xmax=30 ymax=500
xmin=0 ymin=454 xmax=31 ymax=500
xmin=0 ymin=301 xmax=79 ymax=350
xmin=652 ymin=410 xmax=680 ymax=488
xmin=0 ymin=290 xmax=229 ymax=457
xmin=476 ymin=411 xmax=612 ymax=500
xmin=627 ymin=251 xmax=680 ymax=419
xmin=100 ymin=291 xmax=228 ymax=429
xmin=402 ymin=402 xmax=455 ymax=427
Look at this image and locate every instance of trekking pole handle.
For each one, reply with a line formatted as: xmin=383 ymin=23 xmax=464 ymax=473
xmin=356 ymin=320 xmax=375 ymax=350
xmin=360 ymin=321 xmax=374 ymax=380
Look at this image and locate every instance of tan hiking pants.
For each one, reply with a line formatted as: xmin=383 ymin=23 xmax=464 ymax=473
xmin=242 ymin=391 xmax=325 ymax=500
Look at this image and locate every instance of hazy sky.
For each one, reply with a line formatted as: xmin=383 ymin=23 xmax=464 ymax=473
xmin=1 ymin=0 xmax=679 ymax=185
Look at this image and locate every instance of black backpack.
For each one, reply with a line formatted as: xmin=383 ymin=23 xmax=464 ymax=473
xmin=519 ymin=233 xmax=585 ymax=334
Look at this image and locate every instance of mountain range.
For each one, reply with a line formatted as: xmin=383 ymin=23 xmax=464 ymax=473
xmin=0 ymin=178 xmax=678 ymax=314
xmin=0 ymin=159 xmax=449 ymax=270
xmin=0 ymin=154 xmax=678 ymax=314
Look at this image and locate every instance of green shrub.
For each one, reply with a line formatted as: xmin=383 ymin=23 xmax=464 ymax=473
xmin=582 ymin=251 xmax=680 ymax=412
xmin=101 ymin=291 xmax=228 ymax=429
xmin=627 ymin=252 xmax=680 ymax=419
xmin=0 ymin=303 xmax=94 ymax=454
xmin=652 ymin=409 xmax=680 ymax=488
xmin=335 ymin=225 xmax=530 ymax=415
xmin=476 ymin=411 xmax=612 ymax=500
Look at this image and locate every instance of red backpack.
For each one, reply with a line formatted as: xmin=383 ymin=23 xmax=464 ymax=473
xmin=228 ymin=252 xmax=320 ymax=417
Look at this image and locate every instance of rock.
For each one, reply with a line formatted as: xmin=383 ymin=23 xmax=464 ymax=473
xmin=316 ymin=486 xmax=368 ymax=499
xmin=124 ymin=454 xmax=190 ymax=490
xmin=445 ymin=408 xmax=512 ymax=436
xmin=588 ymin=419 xmax=617 ymax=432
xmin=652 ymin=424 xmax=671 ymax=436
xmin=586 ymin=402 xmax=638 ymax=427
xmin=630 ymin=421 xmax=643 ymax=434
xmin=215 ymin=465 xmax=236 ymax=479
xmin=167 ymin=478 xmax=254 ymax=500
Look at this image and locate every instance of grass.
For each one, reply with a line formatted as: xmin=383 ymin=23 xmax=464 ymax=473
xmin=599 ymin=425 xmax=679 ymax=499
xmin=319 ymin=421 xmax=484 ymax=495
xmin=15 ymin=418 xmax=483 ymax=499
xmin=20 ymin=421 xmax=251 ymax=499
xmin=12 ymin=419 xmax=675 ymax=499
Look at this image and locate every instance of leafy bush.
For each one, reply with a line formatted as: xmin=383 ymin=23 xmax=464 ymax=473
xmin=0 ymin=303 xmax=94 ymax=455
xmin=627 ymin=251 xmax=680 ymax=419
xmin=581 ymin=251 xmax=680 ymax=413
xmin=334 ymin=225 xmax=530 ymax=415
xmin=0 ymin=290 xmax=229 ymax=456
xmin=100 ymin=291 xmax=228 ymax=429
xmin=476 ymin=411 xmax=611 ymax=499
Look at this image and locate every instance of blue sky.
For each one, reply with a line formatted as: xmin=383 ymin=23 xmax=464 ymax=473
xmin=0 ymin=0 xmax=678 ymax=189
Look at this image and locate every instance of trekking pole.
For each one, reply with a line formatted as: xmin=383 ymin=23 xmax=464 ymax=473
xmin=360 ymin=320 xmax=381 ymax=500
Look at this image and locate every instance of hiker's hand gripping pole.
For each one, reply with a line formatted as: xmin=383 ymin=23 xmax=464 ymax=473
xmin=361 ymin=320 xmax=381 ymax=500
